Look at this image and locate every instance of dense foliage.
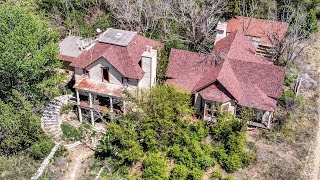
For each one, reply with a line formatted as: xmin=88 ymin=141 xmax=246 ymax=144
xmin=0 ymin=4 xmax=63 ymax=103
xmin=30 ymin=139 xmax=54 ymax=160
xmin=97 ymin=85 xmax=254 ymax=178
xmin=211 ymin=114 xmax=255 ymax=172
xmin=0 ymin=4 xmax=62 ymax=157
xmin=0 ymin=91 xmax=44 ymax=155
xmin=142 ymin=152 xmax=169 ymax=180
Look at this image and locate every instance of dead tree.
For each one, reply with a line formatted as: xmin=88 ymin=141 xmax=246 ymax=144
xmin=264 ymin=7 xmax=312 ymax=66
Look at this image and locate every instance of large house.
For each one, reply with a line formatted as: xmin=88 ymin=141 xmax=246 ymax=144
xmin=166 ymin=30 xmax=286 ymax=129
xmin=215 ymin=16 xmax=288 ymax=58
xmin=58 ymin=28 xmax=162 ymax=125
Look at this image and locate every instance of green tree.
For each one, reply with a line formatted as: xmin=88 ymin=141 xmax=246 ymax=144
xmin=0 ymin=4 xmax=63 ymax=102
xmin=0 ymin=90 xmax=44 ymax=155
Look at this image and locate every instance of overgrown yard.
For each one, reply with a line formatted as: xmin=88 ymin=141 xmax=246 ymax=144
xmin=0 ymin=154 xmax=42 ymax=179
xmin=233 ymin=33 xmax=320 ymax=180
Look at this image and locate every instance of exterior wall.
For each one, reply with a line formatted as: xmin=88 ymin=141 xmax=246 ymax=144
xmin=74 ymin=68 xmax=84 ymax=83
xmin=86 ymin=58 xmax=123 ymax=85
xmin=138 ymin=49 xmax=157 ymax=88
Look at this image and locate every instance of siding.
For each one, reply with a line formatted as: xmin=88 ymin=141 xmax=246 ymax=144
xmin=138 ymin=50 xmax=157 ymax=88
xmin=86 ymin=58 xmax=123 ymax=85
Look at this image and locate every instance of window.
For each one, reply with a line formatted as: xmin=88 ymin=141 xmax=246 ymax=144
xmin=83 ymin=69 xmax=89 ymax=77
xmin=217 ymin=29 xmax=224 ymax=34
xmin=102 ymin=67 xmax=109 ymax=82
xmin=138 ymin=60 xmax=142 ymax=68
xmin=122 ymin=77 xmax=128 ymax=85
xmin=221 ymin=102 xmax=231 ymax=112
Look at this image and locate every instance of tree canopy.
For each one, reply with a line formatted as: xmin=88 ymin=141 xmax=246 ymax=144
xmin=0 ymin=4 xmax=63 ymax=103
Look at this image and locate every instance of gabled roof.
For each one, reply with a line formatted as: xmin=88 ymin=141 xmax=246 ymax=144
xmin=227 ymin=16 xmax=288 ymax=45
xmin=166 ymin=31 xmax=285 ymax=112
xmin=213 ymin=30 xmax=272 ymax=64
xmin=59 ymin=29 xmax=163 ymax=79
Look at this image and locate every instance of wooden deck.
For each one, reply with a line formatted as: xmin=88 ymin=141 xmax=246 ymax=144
xmin=247 ymin=121 xmax=271 ymax=130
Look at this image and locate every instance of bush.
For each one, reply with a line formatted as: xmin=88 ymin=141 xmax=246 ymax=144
xmin=211 ymin=114 xmax=255 ymax=172
xmin=60 ymin=103 xmax=74 ymax=115
xmin=211 ymin=169 xmax=235 ymax=180
xmin=61 ymin=123 xmax=83 ymax=141
xmin=142 ymin=152 xmax=169 ymax=180
xmin=170 ymin=164 xmax=188 ymax=180
xmin=30 ymin=139 xmax=54 ymax=160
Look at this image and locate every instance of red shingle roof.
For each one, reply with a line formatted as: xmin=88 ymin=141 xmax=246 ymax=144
xmin=61 ymin=34 xmax=162 ymax=79
xmin=166 ymin=31 xmax=285 ymax=111
xmin=199 ymin=83 xmax=231 ymax=103
xmin=227 ymin=16 xmax=288 ymax=45
xmin=213 ymin=30 xmax=272 ymax=64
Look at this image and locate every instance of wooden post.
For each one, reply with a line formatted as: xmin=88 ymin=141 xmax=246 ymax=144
xmin=110 ymin=97 xmax=113 ymax=112
xmin=78 ymin=106 xmax=83 ymax=123
xmin=267 ymin=112 xmax=272 ymax=129
xmin=76 ymin=90 xmax=80 ymax=105
xmin=90 ymin=110 xmax=94 ymax=126
xmin=203 ymin=100 xmax=207 ymax=117
xmin=123 ymin=100 xmax=126 ymax=114
xmin=89 ymin=92 xmax=93 ymax=107
xmin=76 ymin=90 xmax=82 ymax=123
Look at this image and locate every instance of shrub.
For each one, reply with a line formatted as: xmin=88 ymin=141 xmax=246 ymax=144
xmin=211 ymin=169 xmax=235 ymax=180
xmin=142 ymin=152 xmax=169 ymax=180
xmin=60 ymin=103 xmax=74 ymax=115
xmin=211 ymin=114 xmax=254 ymax=172
xmin=170 ymin=164 xmax=188 ymax=180
xmin=187 ymin=167 xmax=203 ymax=180
xmin=61 ymin=123 xmax=83 ymax=141
xmin=30 ymin=139 xmax=54 ymax=160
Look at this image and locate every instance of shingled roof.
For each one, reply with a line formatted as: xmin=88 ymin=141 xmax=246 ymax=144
xmin=227 ymin=16 xmax=288 ymax=45
xmin=59 ymin=29 xmax=162 ymax=79
xmin=166 ymin=31 xmax=285 ymax=111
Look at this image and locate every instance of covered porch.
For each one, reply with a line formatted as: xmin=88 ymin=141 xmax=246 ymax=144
xmin=73 ymin=78 xmax=126 ymax=126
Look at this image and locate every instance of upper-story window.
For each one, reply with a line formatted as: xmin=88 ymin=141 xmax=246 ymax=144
xmin=217 ymin=29 xmax=224 ymax=34
xmin=101 ymin=67 xmax=109 ymax=82
xmin=83 ymin=69 xmax=90 ymax=78
xmin=122 ymin=77 xmax=128 ymax=86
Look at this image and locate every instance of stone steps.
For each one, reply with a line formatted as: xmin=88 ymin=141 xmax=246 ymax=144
xmin=41 ymin=95 xmax=72 ymax=142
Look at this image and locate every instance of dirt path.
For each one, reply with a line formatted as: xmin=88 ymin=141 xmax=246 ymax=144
xmin=63 ymin=144 xmax=94 ymax=180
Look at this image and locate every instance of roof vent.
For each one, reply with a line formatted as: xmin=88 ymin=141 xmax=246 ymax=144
xmin=115 ymin=33 xmax=123 ymax=39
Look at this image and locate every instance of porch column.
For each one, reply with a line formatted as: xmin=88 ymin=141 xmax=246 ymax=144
xmin=76 ymin=90 xmax=82 ymax=123
xmin=123 ymin=100 xmax=126 ymax=114
xmin=267 ymin=112 xmax=273 ymax=129
xmin=110 ymin=97 xmax=113 ymax=112
xmin=76 ymin=90 xmax=80 ymax=105
xmin=77 ymin=107 xmax=83 ymax=123
xmin=89 ymin=92 xmax=93 ymax=107
xmin=203 ymin=100 xmax=207 ymax=117
xmin=88 ymin=92 xmax=94 ymax=126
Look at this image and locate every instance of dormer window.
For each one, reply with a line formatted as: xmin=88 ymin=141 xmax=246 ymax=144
xmin=101 ymin=67 xmax=110 ymax=82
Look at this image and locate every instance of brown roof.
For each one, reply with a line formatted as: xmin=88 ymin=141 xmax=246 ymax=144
xmin=73 ymin=78 xmax=124 ymax=97
xmin=227 ymin=16 xmax=288 ymax=45
xmin=60 ymin=33 xmax=162 ymax=79
xmin=166 ymin=31 xmax=285 ymax=111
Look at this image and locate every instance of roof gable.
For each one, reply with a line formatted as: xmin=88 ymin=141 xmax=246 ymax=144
xmin=227 ymin=16 xmax=288 ymax=44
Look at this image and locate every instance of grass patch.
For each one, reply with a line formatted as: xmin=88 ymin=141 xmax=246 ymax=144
xmin=60 ymin=103 xmax=74 ymax=115
xmin=61 ymin=123 xmax=83 ymax=141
